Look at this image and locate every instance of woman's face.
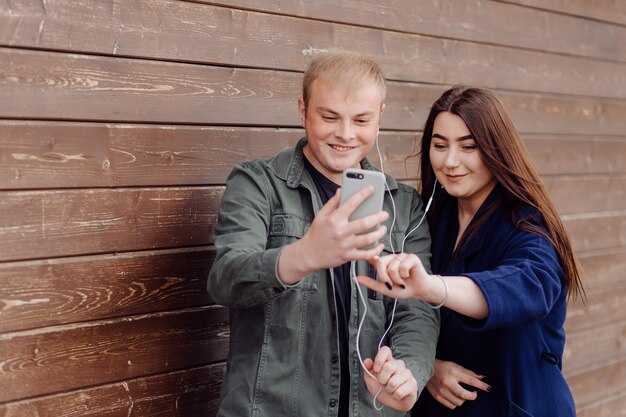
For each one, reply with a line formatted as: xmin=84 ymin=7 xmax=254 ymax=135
xmin=429 ymin=112 xmax=496 ymax=210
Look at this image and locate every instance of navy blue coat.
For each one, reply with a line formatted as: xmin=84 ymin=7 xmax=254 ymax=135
xmin=414 ymin=188 xmax=576 ymax=417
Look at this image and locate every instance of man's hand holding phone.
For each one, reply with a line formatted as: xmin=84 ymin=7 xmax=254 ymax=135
xmin=277 ymin=169 xmax=388 ymax=285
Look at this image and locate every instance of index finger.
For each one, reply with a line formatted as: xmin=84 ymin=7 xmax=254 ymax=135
xmin=338 ymin=186 xmax=377 ymax=217
xmin=373 ymin=346 xmax=393 ymax=374
xmin=458 ymin=373 xmax=490 ymax=393
xmin=316 ymin=188 xmax=342 ymax=217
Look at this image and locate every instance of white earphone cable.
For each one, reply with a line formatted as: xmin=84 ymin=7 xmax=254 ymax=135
xmin=352 ymin=131 xmax=436 ymax=410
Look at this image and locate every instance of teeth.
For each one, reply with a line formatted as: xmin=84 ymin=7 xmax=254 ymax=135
xmin=331 ymin=145 xmax=354 ymax=151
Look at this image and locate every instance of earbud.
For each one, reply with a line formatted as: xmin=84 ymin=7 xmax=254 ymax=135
xmin=424 ymin=178 xmax=437 ymax=214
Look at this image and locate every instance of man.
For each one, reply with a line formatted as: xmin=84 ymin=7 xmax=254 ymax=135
xmin=207 ymin=50 xmax=438 ymax=416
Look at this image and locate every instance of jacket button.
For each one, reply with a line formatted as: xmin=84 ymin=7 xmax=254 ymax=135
xmin=331 ymin=355 xmax=338 ymax=363
xmin=542 ymin=351 xmax=559 ymax=365
xmin=329 ymin=399 xmax=337 ymax=407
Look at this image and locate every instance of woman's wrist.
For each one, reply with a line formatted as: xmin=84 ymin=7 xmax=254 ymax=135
xmin=428 ymin=274 xmax=449 ymax=309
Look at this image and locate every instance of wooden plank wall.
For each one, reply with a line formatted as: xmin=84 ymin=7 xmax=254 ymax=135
xmin=0 ymin=1 xmax=624 ymax=415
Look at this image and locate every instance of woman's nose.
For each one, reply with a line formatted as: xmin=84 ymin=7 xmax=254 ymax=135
xmin=444 ymin=149 xmax=461 ymax=167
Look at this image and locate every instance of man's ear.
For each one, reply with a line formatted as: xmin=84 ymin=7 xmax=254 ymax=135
xmin=377 ymin=103 xmax=385 ymax=134
xmin=297 ymin=97 xmax=306 ymax=127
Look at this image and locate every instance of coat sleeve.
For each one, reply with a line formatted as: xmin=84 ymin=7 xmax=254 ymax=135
xmin=207 ymin=162 xmax=287 ymax=309
xmin=388 ymin=187 xmax=440 ymax=395
xmin=461 ymin=231 xmax=564 ymax=331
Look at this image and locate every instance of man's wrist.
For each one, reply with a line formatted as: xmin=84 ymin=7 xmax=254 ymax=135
xmin=277 ymin=239 xmax=316 ymax=285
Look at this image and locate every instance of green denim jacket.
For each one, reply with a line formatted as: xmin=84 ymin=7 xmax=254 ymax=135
xmin=208 ymin=138 xmax=439 ymax=417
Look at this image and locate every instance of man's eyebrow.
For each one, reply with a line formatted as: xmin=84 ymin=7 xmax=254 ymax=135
xmin=316 ymin=107 xmax=375 ymax=117
xmin=316 ymin=106 xmax=339 ymax=115
xmin=432 ymin=133 xmax=474 ymax=141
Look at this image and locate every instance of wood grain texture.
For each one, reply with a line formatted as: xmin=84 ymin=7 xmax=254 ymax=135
xmin=498 ymin=0 xmax=626 ymax=26
xmin=563 ymin=212 xmax=626 ymax=254
xmin=174 ymin=0 xmax=626 ymax=63
xmin=524 ymin=134 xmax=626 ymax=176
xmin=1 ymin=0 xmax=625 ymax=96
xmin=545 ymin=175 xmax=626 ymax=215
xmin=0 ymin=248 xmax=213 ymax=333
xmin=563 ymin=319 xmax=626 ymax=375
xmin=0 ymin=186 xmax=622 ymax=262
xmin=4 ymin=121 xmax=624 ymax=190
xmin=0 ymin=306 xmax=229 ymax=403
xmin=0 ymin=122 xmax=419 ymax=189
xmin=566 ymin=282 xmax=626 ymax=333
xmin=0 ymin=187 xmax=222 ymax=262
xmin=0 ymin=1 xmax=623 ymax=415
xmin=578 ymin=248 xmax=626 ymax=289
xmin=2 ymin=48 xmax=626 ymax=135
xmin=0 ymin=363 xmax=225 ymax=417
xmin=577 ymin=393 xmax=626 ymax=417
xmin=567 ymin=358 xmax=626 ymax=409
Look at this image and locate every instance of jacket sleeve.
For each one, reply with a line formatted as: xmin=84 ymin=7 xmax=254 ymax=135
xmin=462 ymin=231 xmax=564 ymax=331
xmin=388 ymin=187 xmax=440 ymax=395
xmin=207 ymin=162 xmax=287 ymax=309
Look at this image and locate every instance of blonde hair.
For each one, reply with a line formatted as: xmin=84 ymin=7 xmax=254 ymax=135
xmin=302 ymin=50 xmax=386 ymax=108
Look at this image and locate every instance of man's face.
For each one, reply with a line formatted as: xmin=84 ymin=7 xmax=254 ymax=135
xmin=298 ymin=77 xmax=384 ymax=184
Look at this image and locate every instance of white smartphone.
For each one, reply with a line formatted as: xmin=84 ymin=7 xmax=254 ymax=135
xmin=340 ymin=168 xmax=386 ymax=250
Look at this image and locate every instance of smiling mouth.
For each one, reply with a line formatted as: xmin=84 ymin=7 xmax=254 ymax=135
xmin=445 ymin=174 xmax=466 ymax=181
xmin=329 ymin=144 xmax=357 ymax=152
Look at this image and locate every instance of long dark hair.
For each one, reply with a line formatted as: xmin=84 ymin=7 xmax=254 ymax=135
xmin=419 ymin=86 xmax=584 ymax=300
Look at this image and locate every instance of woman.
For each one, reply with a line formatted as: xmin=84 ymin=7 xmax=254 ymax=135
xmin=358 ymin=86 xmax=584 ymax=417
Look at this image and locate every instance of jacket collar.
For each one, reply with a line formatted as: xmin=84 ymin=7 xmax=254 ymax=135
xmin=437 ymin=186 xmax=505 ymax=268
xmin=268 ymin=137 xmax=398 ymax=190
xmin=459 ymin=186 xmax=506 ymax=260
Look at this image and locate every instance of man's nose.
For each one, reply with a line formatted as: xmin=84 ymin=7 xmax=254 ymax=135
xmin=336 ymin=121 xmax=355 ymax=140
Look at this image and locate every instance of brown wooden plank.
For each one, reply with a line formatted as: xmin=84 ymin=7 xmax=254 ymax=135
xmin=3 ymin=0 xmax=624 ymax=73
xmin=566 ymin=359 xmax=626 ymax=409
xmin=578 ymin=249 xmax=626 ymax=289
xmin=563 ymin=212 xmax=626 ymax=253
xmin=0 ymin=186 xmax=623 ymax=262
xmin=524 ymin=135 xmax=626 ymax=176
xmin=1 ymin=1 xmax=625 ymax=99
xmin=2 ymin=48 xmax=626 ymax=135
xmin=0 ymin=187 xmax=222 ymax=262
xmin=0 ymin=47 xmax=301 ymax=126
xmin=0 ymin=122 xmax=418 ymax=189
xmin=0 ymin=248 xmax=213 ymax=333
xmin=199 ymin=0 xmax=626 ymax=62
xmin=499 ymin=0 xmax=626 ymax=26
xmin=563 ymin=320 xmax=626 ymax=375
xmin=545 ymin=175 xmax=626 ymax=215
xmin=566 ymin=282 xmax=626 ymax=333
xmin=0 ymin=363 xmax=225 ymax=417
xmin=497 ymin=91 xmax=626 ymax=137
xmin=2 ymin=121 xmax=624 ymax=190
xmin=577 ymin=391 xmax=626 ymax=417
xmin=0 ymin=306 xmax=229 ymax=403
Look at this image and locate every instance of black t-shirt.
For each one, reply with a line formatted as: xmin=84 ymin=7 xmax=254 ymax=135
xmin=303 ymin=157 xmax=351 ymax=417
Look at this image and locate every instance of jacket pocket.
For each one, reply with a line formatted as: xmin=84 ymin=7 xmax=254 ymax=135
xmin=267 ymin=213 xmax=309 ymax=245
xmin=268 ymin=213 xmax=318 ymax=291
xmin=508 ymin=401 xmax=535 ymax=417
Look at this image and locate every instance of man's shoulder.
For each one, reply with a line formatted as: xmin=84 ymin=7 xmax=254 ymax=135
xmin=392 ymin=180 xmax=420 ymax=201
xmin=234 ymin=146 xmax=295 ymax=176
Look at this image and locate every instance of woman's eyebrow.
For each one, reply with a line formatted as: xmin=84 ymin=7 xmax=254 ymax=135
xmin=432 ymin=133 xmax=474 ymax=141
